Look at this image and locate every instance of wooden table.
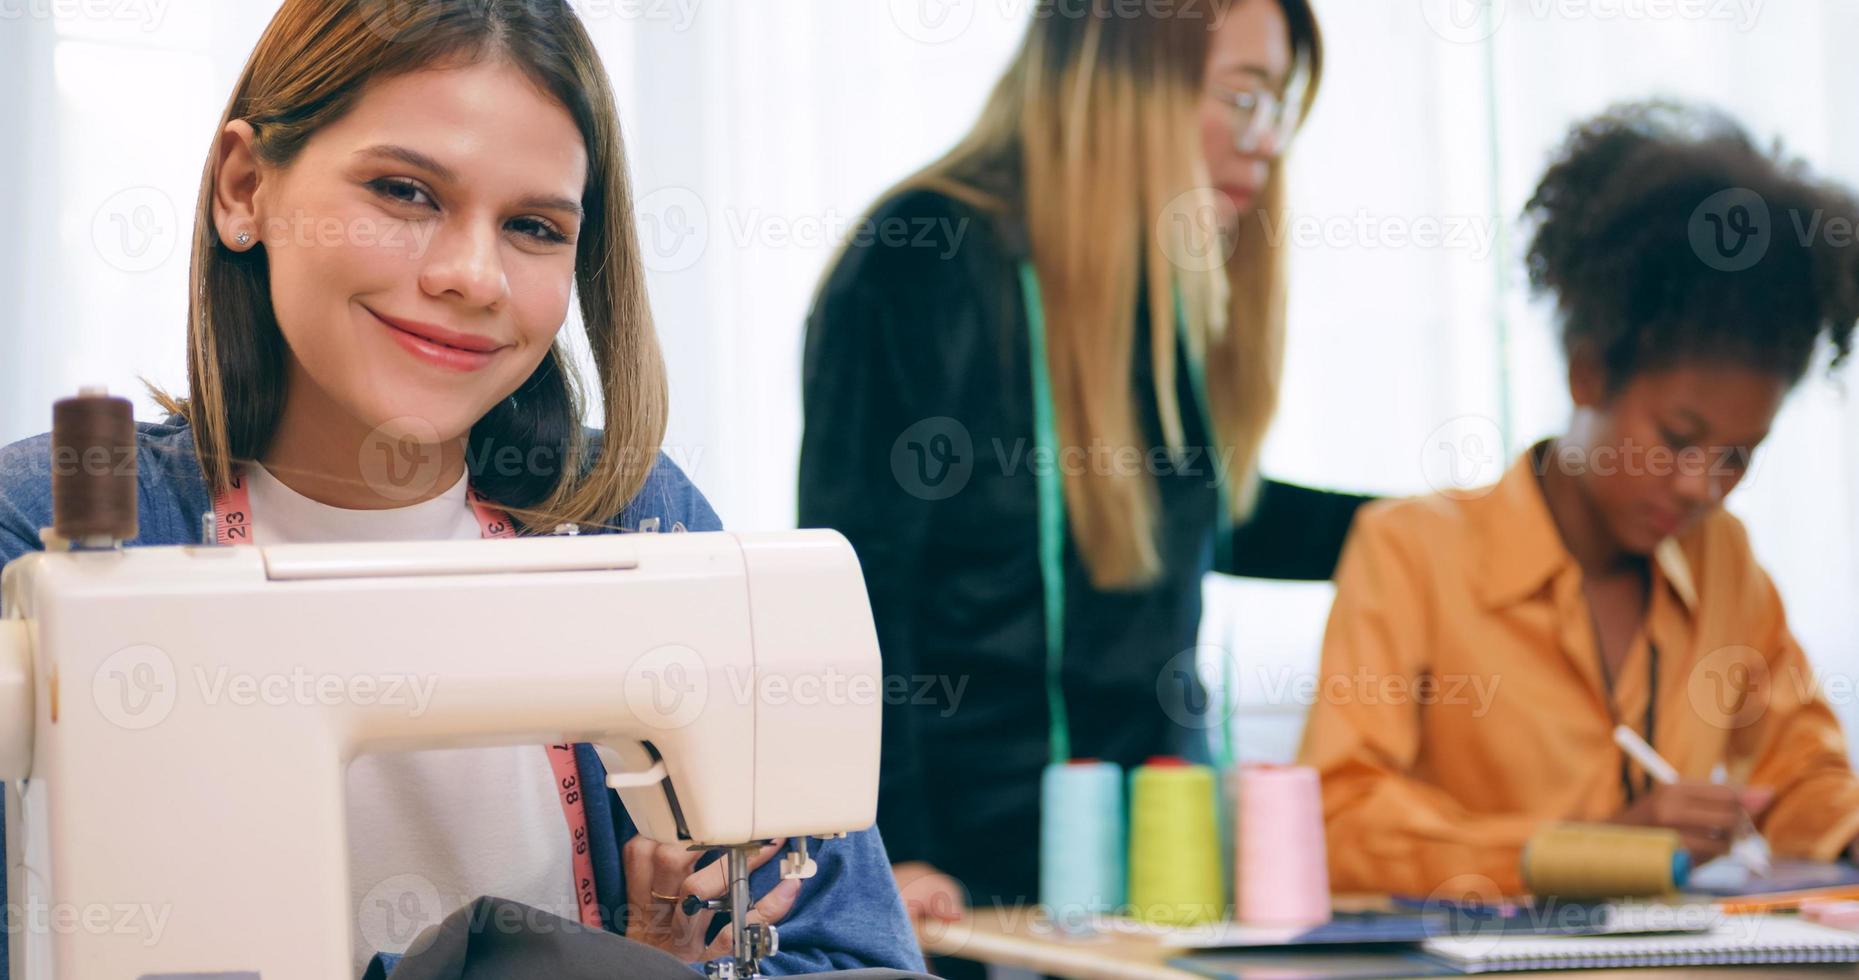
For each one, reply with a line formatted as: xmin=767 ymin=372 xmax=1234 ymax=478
xmin=919 ymin=905 xmax=1859 ymax=980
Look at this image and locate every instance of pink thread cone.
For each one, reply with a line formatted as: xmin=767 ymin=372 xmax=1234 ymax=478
xmin=1234 ymin=765 xmax=1331 ymax=926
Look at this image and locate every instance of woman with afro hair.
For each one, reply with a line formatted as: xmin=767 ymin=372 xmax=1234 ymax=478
xmin=1299 ymin=101 xmax=1859 ymax=897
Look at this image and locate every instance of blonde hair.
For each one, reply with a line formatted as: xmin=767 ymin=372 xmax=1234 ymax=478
xmin=156 ymin=0 xmax=666 ymax=531
xmin=890 ymin=0 xmax=1322 ymax=588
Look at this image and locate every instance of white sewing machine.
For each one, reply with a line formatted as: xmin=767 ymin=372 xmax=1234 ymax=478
xmin=0 ymin=529 xmax=883 ymax=979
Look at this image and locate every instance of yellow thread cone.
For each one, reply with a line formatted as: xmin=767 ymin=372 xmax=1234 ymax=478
xmin=1128 ymin=759 xmax=1225 ymax=924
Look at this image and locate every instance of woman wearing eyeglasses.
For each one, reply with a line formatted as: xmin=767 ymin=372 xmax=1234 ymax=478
xmin=798 ymin=0 xmax=1373 ymax=945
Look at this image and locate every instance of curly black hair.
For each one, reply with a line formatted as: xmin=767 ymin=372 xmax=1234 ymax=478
xmin=1523 ymin=101 xmax=1859 ymax=392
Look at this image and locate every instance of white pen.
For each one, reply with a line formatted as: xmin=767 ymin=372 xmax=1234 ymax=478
xmin=1613 ymin=725 xmax=1681 ymax=785
xmin=1613 ymin=724 xmax=1771 ymax=875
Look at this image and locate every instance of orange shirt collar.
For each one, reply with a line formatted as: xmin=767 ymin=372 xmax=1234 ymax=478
xmin=1468 ymin=442 xmax=1699 ymax=616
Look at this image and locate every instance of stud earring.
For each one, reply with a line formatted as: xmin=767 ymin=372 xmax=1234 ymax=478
xmin=235 ymin=232 xmax=252 ymax=247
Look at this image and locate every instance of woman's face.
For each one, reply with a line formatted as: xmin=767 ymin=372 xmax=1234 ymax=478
xmin=1563 ymin=359 xmax=1785 ymax=555
xmin=1199 ymin=0 xmax=1292 ymax=227
xmin=229 ymin=58 xmax=587 ymax=446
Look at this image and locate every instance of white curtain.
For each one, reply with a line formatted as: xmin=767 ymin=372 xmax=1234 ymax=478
xmin=1 ymin=0 xmax=1854 ymax=757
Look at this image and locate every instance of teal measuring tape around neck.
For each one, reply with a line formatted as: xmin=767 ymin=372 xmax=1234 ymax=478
xmin=1017 ymin=261 xmax=1236 ymax=770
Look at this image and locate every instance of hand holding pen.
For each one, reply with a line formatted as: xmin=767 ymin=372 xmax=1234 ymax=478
xmin=1611 ymin=725 xmax=1773 ymax=871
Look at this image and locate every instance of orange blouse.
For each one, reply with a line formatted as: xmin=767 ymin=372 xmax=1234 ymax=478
xmin=1297 ymin=447 xmax=1859 ymax=896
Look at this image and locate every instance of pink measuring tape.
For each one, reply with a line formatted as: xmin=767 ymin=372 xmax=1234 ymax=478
xmin=210 ymin=469 xmax=604 ymax=928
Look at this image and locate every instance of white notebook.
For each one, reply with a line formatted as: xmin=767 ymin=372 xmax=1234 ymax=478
xmin=1424 ymin=915 xmax=1859 ymax=973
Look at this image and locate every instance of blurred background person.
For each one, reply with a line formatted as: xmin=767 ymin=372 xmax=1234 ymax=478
xmin=798 ymin=0 xmax=1373 ymax=941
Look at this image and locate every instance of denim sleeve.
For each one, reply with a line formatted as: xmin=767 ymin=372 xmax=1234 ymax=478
xmin=752 ymin=829 xmax=925 ymax=976
xmin=618 ymin=451 xmax=723 ymax=534
xmin=0 ymin=434 xmax=54 ymax=572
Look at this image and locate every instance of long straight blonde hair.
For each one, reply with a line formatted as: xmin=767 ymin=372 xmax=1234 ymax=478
xmin=157 ymin=0 xmax=666 ymax=531
xmin=897 ymin=0 xmax=1321 ymax=588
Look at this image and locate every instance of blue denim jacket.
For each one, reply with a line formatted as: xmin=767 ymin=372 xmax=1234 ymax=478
xmin=0 ymin=419 xmax=924 ymax=978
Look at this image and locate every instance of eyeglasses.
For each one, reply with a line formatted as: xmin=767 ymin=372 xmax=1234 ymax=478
xmin=1210 ymin=86 xmax=1302 ymax=157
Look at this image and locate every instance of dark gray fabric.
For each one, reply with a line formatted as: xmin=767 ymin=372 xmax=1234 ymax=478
xmin=375 ymin=897 xmax=936 ymax=980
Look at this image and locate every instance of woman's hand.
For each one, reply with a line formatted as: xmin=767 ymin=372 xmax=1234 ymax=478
xmin=1613 ymin=782 xmax=1773 ymax=862
xmin=893 ymin=861 xmax=966 ymax=927
xmin=623 ymin=838 xmax=801 ymax=963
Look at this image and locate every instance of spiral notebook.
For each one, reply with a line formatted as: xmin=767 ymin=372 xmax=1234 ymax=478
xmin=1422 ymin=915 xmax=1859 ymax=973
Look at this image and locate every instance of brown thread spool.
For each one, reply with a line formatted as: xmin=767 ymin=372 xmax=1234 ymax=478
xmin=1522 ymin=823 xmax=1689 ymax=899
xmin=50 ymin=388 xmax=138 ymax=546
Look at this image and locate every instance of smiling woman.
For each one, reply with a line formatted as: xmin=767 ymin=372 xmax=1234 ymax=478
xmin=0 ymin=0 xmax=923 ymax=976
xmin=209 ymin=59 xmax=594 ymax=510
xmin=166 ymin=0 xmax=657 ymax=524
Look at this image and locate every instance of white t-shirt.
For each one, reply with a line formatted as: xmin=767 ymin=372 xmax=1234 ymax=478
xmin=244 ymin=464 xmax=580 ymax=974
